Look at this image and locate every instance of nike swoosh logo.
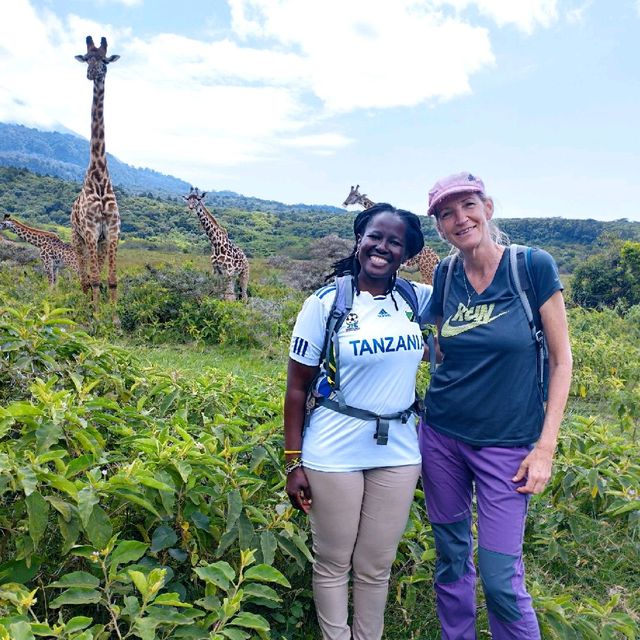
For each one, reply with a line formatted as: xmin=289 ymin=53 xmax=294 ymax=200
xmin=440 ymin=311 xmax=508 ymax=337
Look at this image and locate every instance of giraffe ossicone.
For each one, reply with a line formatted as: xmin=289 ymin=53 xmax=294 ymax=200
xmin=70 ymin=35 xmax=121 ymax=314
xmin=183 ymin=187 xmax=250 ymax=302
xmin=341 ymin=183 xmax=440 ymax=285
xmin=1 ymin=214 xmax=79 ymax=286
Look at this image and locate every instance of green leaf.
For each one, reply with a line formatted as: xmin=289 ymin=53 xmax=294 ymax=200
xmin=110 ymin=488 xmax=162 ymax=518
xmin=150 ymin=525 xmax=178 ymax=553
xmin=221 ymin=628 xmax=250 ymax=640
xmin=77 ymin=487 xmax=99 ymax=527
xmin=48 ymin=571 xmax=100 ymax=589
xmin=249 ymin=446 xmax=267 ymax=472
xmin=17 ymin=466 xmax=38 ymax=496
xmin=128 ymin=570 xmax=149 ymax=598
xmin=154 ymin=592 xmax=193 ymax=607
xmin=225 ymin=490 xmax=242 ymax=532
xmin=242 ymin=583 xmax=281 ymax=603
xmin=259 ymin=531 xmax=277 ymax=566
xmin=137 ymin=475 xmax=176 ymax=493
xmin=7 ymin=621 xmax=35 ymax=640
xmin=237 ymin=512 xmax=255 ymax=551
xmin=65 ymin=455 xmax=95 ymax=478
xmin=45 ymin=496 xmax=73 ymax=522
xmin=49 ymin=588 xmax=101 ymax=608
xmin=84 ymin=505 xmax=112 ymax=549
xmin=109 ymin=540 xmax=149 ymax=571
xmin=40 ymin=472 xmax=78 ymax=500
xmin=194 ymin=562 xmax=235 ymax=590
xmin=244 ymin=564 xmax=290 ymax=588
xmin=229 ymin=612 xmax=270 ymax=631
xmin=606 ymin=500 xmax=640 ymax=516
xmin=0 ymin=558 xmax=42 ymax=586
xmin=64 ymin=616 xmax=93 ymax=633
xmin=4 ymin=403 xmax=43 ymax=417
xmin=25 ymin=492 xmax=49 ymax=549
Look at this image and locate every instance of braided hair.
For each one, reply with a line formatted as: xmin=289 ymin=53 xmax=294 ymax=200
xmin=328 ymin=203 xmax=425 ymax=296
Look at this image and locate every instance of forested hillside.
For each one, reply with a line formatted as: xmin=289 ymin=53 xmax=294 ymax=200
xmin=1 ymin=165 xmax=639 ymax=270
xmin=0 ymin=123 xmax=344 ymax=215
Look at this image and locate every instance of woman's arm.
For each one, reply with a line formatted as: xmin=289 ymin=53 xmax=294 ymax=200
xmin=284 ymin=358 xmax=319 ymax=513
xmin=513 ymin=290 xmax=573 ymax=494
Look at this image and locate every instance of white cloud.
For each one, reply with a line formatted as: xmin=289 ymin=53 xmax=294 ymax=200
xmin=433 ymin=0 xmax=558 ymax=33
xmin=565 ymin=1 xmax=592 ymax=24
xmin=228 ymin=0 xmax=496 ymax=111
xmin=0 ymin=0 xmax=561 ymax=185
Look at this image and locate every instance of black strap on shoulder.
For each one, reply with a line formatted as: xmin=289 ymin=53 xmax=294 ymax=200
xmin=394 ymin=277 xmax=420 ymax=324
xmin=509 ymin=244 xmax=547 ymax=398
xmin=321 ymin=275 xmax=353 ymax=409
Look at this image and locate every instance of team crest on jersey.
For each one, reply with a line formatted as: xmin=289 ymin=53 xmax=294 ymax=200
xmin=405 ymin=310 xmax=414 ymax=321
xmin=345 ymin=312 xmax=360 ymax=332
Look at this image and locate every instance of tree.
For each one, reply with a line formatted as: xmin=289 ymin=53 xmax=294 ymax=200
xmin=571 ymin=239 xmax=640 ymax=309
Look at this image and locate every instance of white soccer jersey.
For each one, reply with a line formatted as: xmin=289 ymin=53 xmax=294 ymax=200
xmin=289 ymin=281 xmax=432 ymax=472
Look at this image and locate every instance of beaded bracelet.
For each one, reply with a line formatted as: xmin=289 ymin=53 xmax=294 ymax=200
xmin=284 ymin=457 xmax=303 ymax=475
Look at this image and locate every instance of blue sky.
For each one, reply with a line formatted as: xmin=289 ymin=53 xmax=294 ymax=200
xmin=0 ymin=0 xmax=638 ymax=221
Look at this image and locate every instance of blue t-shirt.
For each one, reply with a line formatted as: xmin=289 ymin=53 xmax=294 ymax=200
xmin=425 ymin=247 xmax=562 ymax=447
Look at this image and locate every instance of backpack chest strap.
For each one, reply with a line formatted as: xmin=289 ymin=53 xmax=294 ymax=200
xmin=315 ymin=396 xmax=415 ymax=446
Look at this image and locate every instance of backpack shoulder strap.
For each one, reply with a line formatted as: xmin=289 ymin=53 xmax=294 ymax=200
xmin=394 ymin=277 xmax=420 ymax=325
xmin=509 ymin=244 xmax=547 ymax=396
xmin=441 ymin=253 xmax=457 ymax=313
xmin=320 ymin=275 xmax=354 ymax=409
xmin=509 ymin=244 xmax=540 ymax=332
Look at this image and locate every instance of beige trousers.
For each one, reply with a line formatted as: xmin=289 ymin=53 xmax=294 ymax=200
xmin=305 ymin=465 xmax=421 ymax=640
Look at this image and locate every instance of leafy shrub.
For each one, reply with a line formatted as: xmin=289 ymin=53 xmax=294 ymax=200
xmin=117 ymin=265 xmax=298 ymax=347
xmin=0 ymin=303 xmax=315 ymax=638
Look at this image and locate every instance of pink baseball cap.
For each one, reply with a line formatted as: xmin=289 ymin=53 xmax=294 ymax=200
xmin=427 ymin=172 xmax=485 ymax=216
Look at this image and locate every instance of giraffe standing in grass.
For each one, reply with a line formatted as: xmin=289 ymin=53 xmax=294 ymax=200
xmin=342 ymin=184 xmax=440 ymax=285
xmin=71 ymin=36 xmax=121 ymax=310
xmin=183 ymin=188 xmax=249 ymax=301
xmin=0 ymin=214 xmax=79 ymax=285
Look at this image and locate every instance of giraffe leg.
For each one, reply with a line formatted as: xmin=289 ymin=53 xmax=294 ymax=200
xmin=73 ymin=232 xmax=90 ymax=294
xmin=106 ymin=238 xmax=118 ymax=305
xmin=42 ymin=256 xmax=55 ymax=287
xmin=224 ymin=276 xmax=236 ymax=301
xmin=239 ymin=267 xmax=249 ymax=302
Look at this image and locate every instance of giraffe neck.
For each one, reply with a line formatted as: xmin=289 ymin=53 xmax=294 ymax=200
xmin=361 ymin=196 xmax=375 ymax=209
xmin=5 ymin=220 xmax=56 ymax=249
xmin=195 ymin=204 xmax=227 ymax=246
xmin=88 ymin=76 xmax=108 ymax=173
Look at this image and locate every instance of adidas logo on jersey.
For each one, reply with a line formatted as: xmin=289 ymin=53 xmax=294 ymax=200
xmin=377 ymin=308 xmax=391 ymax=318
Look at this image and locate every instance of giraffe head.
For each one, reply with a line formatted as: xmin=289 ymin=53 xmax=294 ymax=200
xmin=343 ymin=185 xmax=364 ymax=207
xmin=0 ymin=214 xmax=12 ymax=230
xmin=75 ymin=36 xmax=120 ymax=81
xmin=182 ymin=187 xmax=207 ymax=210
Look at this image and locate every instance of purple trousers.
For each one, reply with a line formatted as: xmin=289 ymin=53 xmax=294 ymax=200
xmin=419 ymin=423 xmax=541 ymax=640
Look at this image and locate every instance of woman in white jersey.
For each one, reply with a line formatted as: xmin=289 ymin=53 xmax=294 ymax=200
xmin=284 ymin=203 xmax=431 ymax=640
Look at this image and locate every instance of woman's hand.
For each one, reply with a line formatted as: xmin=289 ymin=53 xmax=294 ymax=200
xmin=286 ymin=467 xmax=312 ymax=513
xmin=512 ymin=445 xmax=554 ymax=494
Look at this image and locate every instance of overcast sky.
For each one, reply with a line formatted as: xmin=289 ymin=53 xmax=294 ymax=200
xmin=0 ymin=0 xmax=638 ymax=221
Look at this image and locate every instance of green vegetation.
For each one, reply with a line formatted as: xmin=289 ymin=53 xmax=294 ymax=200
xmin=2 ymin=166 xmax=640 ymax=269
xmin=0 ymin=249 xmax=639 ymax=639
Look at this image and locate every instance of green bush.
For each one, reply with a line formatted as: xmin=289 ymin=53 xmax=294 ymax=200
xmin=0 ymin=303 xmax=316 ymax=638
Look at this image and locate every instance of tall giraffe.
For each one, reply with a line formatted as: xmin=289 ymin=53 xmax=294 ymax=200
xmin=341 ymin=184 xmax=440 ymax=285
xmin=1 ymin=214 xmax=79 ymax=285
xmin=71 ymin=36 xmax=121 ymax=310
xmin=183 ymin=188 xmax=249 ymax=301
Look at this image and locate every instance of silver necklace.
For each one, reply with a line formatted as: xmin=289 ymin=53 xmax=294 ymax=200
xmin=462 ymin=268 xmax=474 ymax=307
